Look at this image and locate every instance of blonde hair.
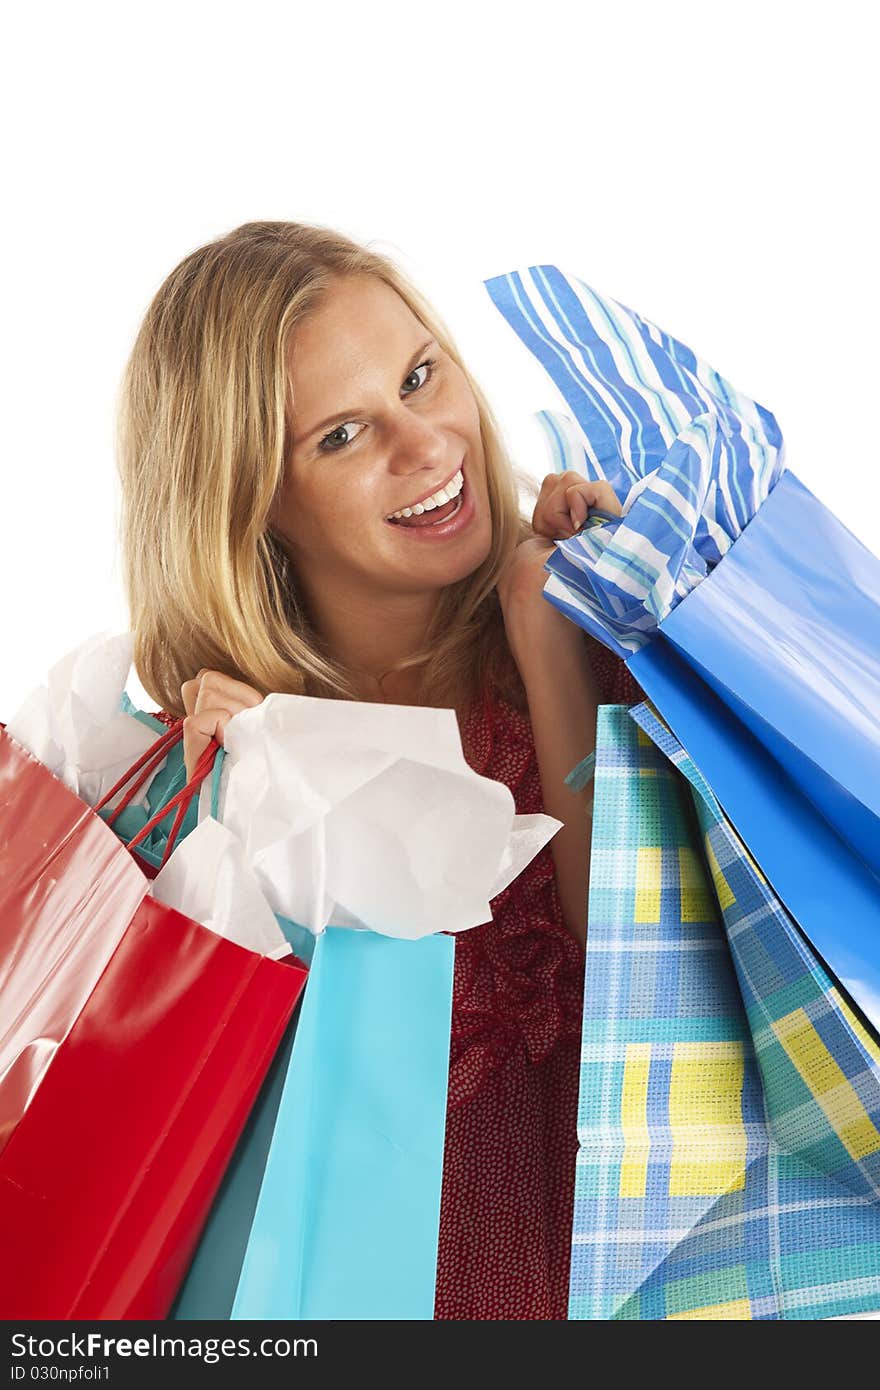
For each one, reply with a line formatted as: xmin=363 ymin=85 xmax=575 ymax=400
xmin=116 ymin=220 xmax=539 ymax=719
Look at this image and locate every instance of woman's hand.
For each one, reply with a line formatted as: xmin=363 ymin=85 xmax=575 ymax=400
xmin=496 ymin=472 xmax=622 ymax=642
xmin=531 ymin=471 xmax=622 ymax=542
xmin=180 ymin=669 xmax=265 ymax=783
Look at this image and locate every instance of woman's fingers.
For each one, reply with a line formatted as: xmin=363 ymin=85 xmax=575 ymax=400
xmin=179 ymin=671 xmax=266 ymax=769
xmin=181 ymin=669 xmax=265 ymax=718
xmin=566 ymin=486 xmax=590 ymax=530
xmin=193 ymin=670 xmax=265 ymax=713
xmin=533 ymin=473 xmax=622 ymax=538
xmin=182 ymin=707 xmax=235 ymax=785
xmin=180 ymin=677 xmax=201 ymax=717
xmin=583 ymin=479 xmax=623 ymax=518
xmin=178 ymin=670 xmax=267 ymax=782
xmin=533 ymin=475 xmax=577 ymax=538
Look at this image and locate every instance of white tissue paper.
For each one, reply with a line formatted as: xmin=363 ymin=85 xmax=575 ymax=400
xmin=150 ymin=817 xmax=292 ymax=961
xmin=6 ymin=630 xmax=161 ymax=808
xmin=6 ymin=629 xmax=292 ymax=961
xmin=8 ymin=629 xmax=564 ymax=946
xmin=209 ymin=693 xmax=563 ymax=940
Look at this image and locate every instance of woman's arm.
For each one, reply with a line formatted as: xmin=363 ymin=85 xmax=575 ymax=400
xmin=495 ymin=474 xmax=623 ymax=947
xmin=504 ymin=599 xmax=598 ymax=949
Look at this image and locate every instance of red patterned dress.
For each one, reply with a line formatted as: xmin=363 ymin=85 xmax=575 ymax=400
xmin=435 ymin=640 xmax=643 ymax=1320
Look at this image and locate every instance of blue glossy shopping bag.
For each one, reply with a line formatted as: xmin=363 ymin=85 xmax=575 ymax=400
xmin=487 ymin=264 xmax=880 ymax=1030
xmin=629 ymin=469 xmax=880 ymax=877
xmin=231 ymin=926 xmax=455 ymax=1320
xmin=622 ymin=636 xmax=880 ymax=1034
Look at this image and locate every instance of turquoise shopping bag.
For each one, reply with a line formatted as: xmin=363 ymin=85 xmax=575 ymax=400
xmin=231 ymin=926 xmax=455 ymax=1320
xmin=170 ymin=1000 xmax=303 ymax=1319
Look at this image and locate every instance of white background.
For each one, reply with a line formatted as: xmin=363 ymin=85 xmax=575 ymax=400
xmin=2 ymin=1 xmax=877 ymax=714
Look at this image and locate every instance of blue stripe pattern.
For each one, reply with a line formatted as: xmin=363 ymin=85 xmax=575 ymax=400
xmin=483 ymin=267 xmax=786 ymax=658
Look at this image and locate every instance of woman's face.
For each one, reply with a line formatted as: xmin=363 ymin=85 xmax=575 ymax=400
xmin=273 ymin=275 xmax=493 ymax=609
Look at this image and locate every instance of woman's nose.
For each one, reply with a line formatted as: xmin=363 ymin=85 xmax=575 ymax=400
xmin=385 ymin=408 xmax=449 ymax=476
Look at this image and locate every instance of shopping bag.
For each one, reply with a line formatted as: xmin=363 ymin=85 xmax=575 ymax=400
xmin=484 ymin=260 xmax=785 ymax=639
xmin=170 ymin=1002 xmax=303 ymax=1319
xmin=230 ymin=926 xmax=455 ymax=1320
xmin=107 ymin=685 xmax=551 ymax=1321
xmin=100 ymin=715 xmax=312 ymax=1322
xmin=99 ymin=709 xmax=314 ymax=1321
xmin=7 ymin=632 xmax=560 ymax=1321
xmin=570 ymin=703 xmax=880 ymax=1321
xmin=120 ymin=738 xmax=454 ymax=1321
xmin=621 ymin=636 xmax=880 ymax=1034
xmin=624 ymin=471 xmax=880 ymax=1005
xmin=127 ymin=741 xmax=457 ymax=1322
xmin=0 ymin=719 xmax=307 ymax=1319
xmin=485 ymin=263 xmax=880 ymax=1027
xmin=635 ymin=470 xmax=880 ymax=879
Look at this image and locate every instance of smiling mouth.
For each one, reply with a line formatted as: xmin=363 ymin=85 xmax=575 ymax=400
xmin=384 ymin=464 xmax=464 ymax=523
xmin=383 ymin=470 xmax=472 ymax=534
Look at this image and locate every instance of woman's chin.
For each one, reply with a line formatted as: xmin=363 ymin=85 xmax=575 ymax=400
xmin=386 ymin=529 xmax=493 ymax=590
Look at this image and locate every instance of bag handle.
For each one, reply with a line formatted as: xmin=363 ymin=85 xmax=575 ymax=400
xmin=96 ymin=719 xmax=221 ymax=869
xmin=95 ymin=721 xmax=186 ymax=820
xmin=0 ymin=716 xmax=221 ymax=870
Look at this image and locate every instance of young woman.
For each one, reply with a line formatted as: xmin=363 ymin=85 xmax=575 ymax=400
xmin=118 ymin=220 xmax=642 ymax=1319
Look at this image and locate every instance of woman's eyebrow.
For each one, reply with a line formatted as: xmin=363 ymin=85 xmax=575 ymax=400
xmin=295 ymin=337 xmax=437 ymax=445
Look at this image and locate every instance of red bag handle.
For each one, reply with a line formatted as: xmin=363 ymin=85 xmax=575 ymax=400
xmin=96 ymin=719 xmax=221 ymax=869
xmin=1 ymin=716 xmax=221 ymax=869
xmin=95 ymin=721 xmax=186 ymax=820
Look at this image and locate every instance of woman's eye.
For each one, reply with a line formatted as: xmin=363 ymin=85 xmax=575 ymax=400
xmin=318 ymin=421 xmax=364 ymax=452
xmin=317 ymin=358 xmax=438 ymax=453
xmin=401 ymin=359 xmax=436 ymax=394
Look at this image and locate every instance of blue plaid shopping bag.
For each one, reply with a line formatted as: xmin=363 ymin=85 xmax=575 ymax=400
xmin=571 ymin=703 xmax=880 ymax=1321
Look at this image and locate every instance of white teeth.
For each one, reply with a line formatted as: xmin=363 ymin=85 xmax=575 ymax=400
xmin=387 ymin=469 xmax=464 ymax=520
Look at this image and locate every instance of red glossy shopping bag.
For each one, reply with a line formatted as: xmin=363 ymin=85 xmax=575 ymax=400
xmin=0 ymin=718 xmax=308 ymax=1319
